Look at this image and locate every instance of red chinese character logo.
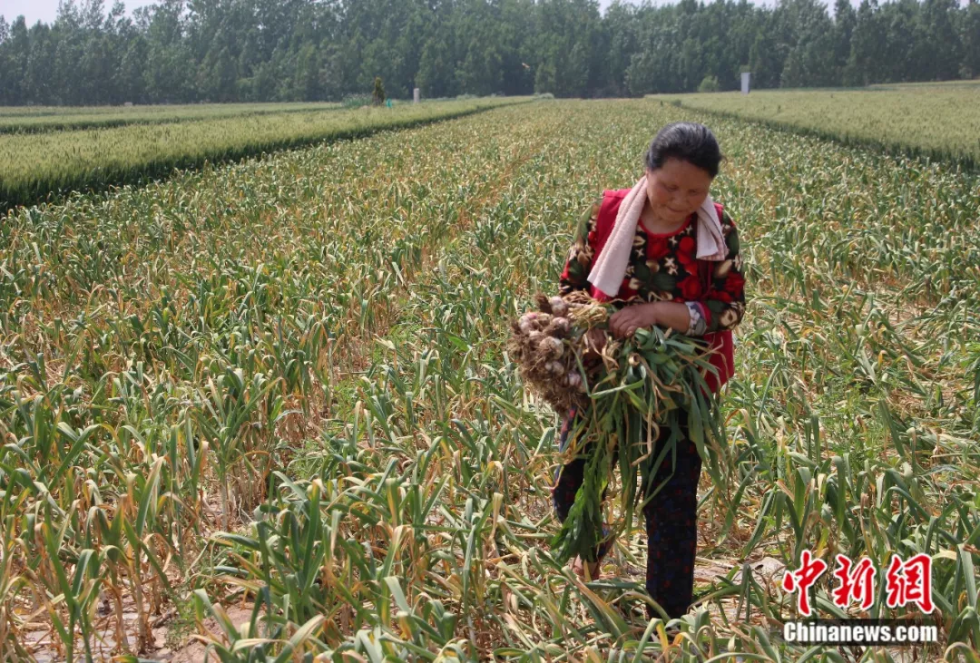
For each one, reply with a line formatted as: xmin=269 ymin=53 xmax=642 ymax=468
xmin=885 ymin=553 xmax=934 ymax=614
xmin=782 ymin=549 xmax=828 ymax=616
xmin=831 ymin=554 xmax=876 ymax=610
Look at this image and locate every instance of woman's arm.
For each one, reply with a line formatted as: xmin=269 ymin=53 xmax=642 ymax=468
xmin=558 ymin=197 xmax=602 ymax=297
xmin=654 ymin=211 xmax=747 ymax=336
xmin=609 ymin=211 xmax=746 ymax=338
xmin=696 ymin=211 xmax=746 ymax=334
xmin=608 ymin=300 xmax=690 ymax=337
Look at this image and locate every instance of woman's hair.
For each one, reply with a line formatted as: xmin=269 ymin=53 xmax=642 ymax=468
xmin=645 ymin=122 xmax=723 ymax=178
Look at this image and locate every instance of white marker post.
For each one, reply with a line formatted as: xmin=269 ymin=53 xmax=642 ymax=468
xmin=414 ymin=87 xmax=420 ymax=104
xmin=741 ymin=72 xmax=751 ymax=94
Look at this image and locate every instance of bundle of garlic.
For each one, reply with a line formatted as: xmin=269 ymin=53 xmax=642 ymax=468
xmin=510 ymin=292 xmax=732 ymax=567
xmin=507 ymin=293 xmax=610 ymax=413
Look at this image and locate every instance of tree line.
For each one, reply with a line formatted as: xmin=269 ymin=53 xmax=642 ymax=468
xmin=0 ymin=0 xmax=977 ymax=106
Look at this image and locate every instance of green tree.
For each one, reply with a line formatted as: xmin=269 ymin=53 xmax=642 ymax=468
xmin=143 ymin=0 xmax=196 ymax=102
xmin=199 ymin=44 xmax=239 ymax=101
xmin=963 ymin=1 xmax=980 ymax=78
xmin=749 ymin=30 xmax=782 ymax=89
xmin=880 ymin=0 xmax=919 ymax=82
xmin=0 ymin=17 xmax=9 ymax=104
xmin=833 ymin=0 xmax=856 ymax=81
xmin=847 ymin=0 xmax=885 ymax=85
xmin=920 ymin=0 xmax=963 ymax=80
xmin=417 ymin=36 xmax=457 ymax=98
xmin=698 ymin=74 xmax=720 ymax=92
xmin=0 ymin=0 xmax=975 ymax=106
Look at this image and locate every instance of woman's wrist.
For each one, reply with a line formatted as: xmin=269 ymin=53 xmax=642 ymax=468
xmin=641 ymin=302 xmax=661 ymax=327
xmin=647 ymin=301 xmax=693 ymax=334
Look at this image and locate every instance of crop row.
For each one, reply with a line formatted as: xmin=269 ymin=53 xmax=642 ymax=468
xmin=655 ymin=82 xmax=980 ymax=168
xmin=0 ymin=101 xmax=345 ymax=135
xmin=0 ymin=96 xmax=531 ymax=211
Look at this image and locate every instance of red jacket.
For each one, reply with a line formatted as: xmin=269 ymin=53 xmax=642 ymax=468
xmin=585 ymin=187 xmax=737 ymax=394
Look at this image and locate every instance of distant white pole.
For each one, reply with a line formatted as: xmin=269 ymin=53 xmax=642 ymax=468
xmin=414 ymin=87 xmax=420 ymax=103
xmin=741 ymin=72 xmax=751 ymax=94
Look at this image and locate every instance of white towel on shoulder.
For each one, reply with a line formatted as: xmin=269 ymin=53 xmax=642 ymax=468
xmin=587 ymin=175 xmax=727 ymax=298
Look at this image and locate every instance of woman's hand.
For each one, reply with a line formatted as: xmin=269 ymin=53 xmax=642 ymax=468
xmin=608 ymin=303 xmax=658 ymax=339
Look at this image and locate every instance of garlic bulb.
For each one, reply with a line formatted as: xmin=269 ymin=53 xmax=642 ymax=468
xmin=546 ymin=361 xmax=565 ymax=375
xmin=539 ymin=336 xmax=564 ymax=358
xmin=549 ymin=317 xmax=571 ymax=337
xmin=549 ymin=296 xmax=569 ymax=317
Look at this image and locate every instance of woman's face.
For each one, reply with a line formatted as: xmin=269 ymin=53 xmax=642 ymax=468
xmin=645 ymin=158 xmax=713 ymax=225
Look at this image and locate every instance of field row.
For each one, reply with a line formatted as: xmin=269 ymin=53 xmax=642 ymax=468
xmin=656 ymin=82 xmax=980 ymax=167
xmin=1 ymin=101 xmax=978 ymax=659
xmin=0 ymin=101 xmax=344 ymax=134
xmin=0 ymin=96 xmax=530 ymax=211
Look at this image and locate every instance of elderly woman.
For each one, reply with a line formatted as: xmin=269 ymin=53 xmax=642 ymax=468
xmin=552 ymin=122 xmax=746 ymax=621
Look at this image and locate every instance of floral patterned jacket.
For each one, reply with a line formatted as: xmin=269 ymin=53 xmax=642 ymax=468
xmin=558 ymin=191 xmax=746 ymax=336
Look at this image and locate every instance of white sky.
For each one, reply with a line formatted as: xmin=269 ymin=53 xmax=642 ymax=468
xmin=1 ymin=0 xmax=156 ymax=25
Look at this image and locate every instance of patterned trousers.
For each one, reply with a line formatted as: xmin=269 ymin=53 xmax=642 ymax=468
xmin=552 ymin=405 xmax=703 ymax=620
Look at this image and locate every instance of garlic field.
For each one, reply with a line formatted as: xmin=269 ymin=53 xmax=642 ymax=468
xmin=0 ymin=97 xmax=525 ymax=211
xmin=0 ymin=99 xmax=978 ymax=661
xmin=656 ymin=81 xmax=980 ymax=167
xmin=0 ymin=102 xmax=344 ymax=135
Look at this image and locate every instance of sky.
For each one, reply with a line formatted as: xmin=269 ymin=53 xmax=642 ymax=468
xmin=1 ymin=0 xmax=156 ymax=25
